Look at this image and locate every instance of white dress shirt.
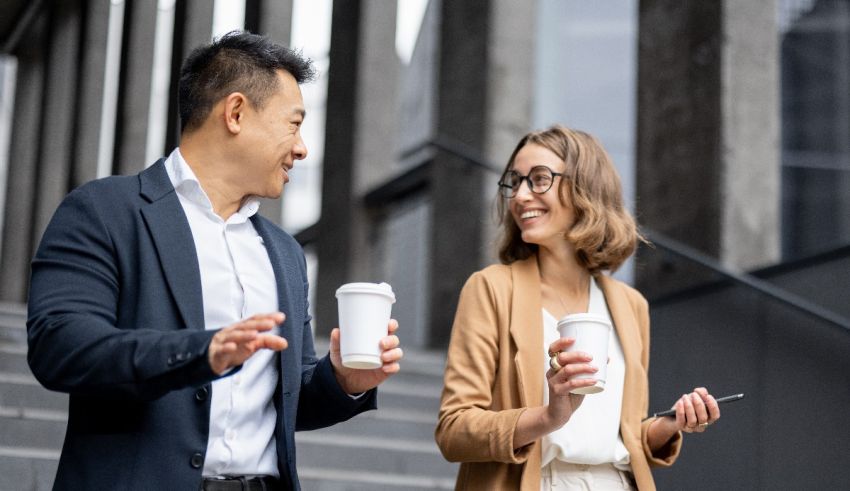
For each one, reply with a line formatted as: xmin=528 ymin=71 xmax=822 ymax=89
xmin=541 ymin=276 xmax=631 ymax=470
xmin=164 ymin=148 xmax=280 ymax=477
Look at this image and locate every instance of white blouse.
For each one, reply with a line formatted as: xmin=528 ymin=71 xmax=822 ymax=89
xmin=541 ymin=277 xmax=631 ymax=470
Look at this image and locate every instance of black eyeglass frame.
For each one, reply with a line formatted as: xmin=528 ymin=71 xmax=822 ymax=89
xmin=497 ymin=165 xmax=565 ymax=199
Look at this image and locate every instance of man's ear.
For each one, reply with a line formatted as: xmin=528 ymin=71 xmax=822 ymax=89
xmin=223 ymin=92 xmax=248 ymax=134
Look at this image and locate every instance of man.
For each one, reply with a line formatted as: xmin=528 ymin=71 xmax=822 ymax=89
xmin=26 ymin=31 xmax=402 ymax=491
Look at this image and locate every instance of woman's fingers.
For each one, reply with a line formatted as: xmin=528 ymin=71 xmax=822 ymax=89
xmin=690 ymin=392 xmax=709 ymax=432
xmin=694 ymin=387 xmax=721 ymax=424
xmin=547 ymin=337 xmax=577 ymax=356
xmin=682 ymin=393 xmax=698 ymax=430
xmin=551 ymin=350 xmax=592 ymax=369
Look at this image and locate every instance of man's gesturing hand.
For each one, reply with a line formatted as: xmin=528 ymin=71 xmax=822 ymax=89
xmin=208 ymin=312 xmax=288 ymax=375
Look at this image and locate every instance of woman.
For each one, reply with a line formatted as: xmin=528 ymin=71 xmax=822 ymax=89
xmin=435 ymin=126 xmax=720 ymax=490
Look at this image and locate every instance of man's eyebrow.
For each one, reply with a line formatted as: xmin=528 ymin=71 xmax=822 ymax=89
xmin=293 ymin=108 xmax=306 ymax=119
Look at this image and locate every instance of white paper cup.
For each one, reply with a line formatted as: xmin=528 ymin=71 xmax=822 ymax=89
xmin=556 ymin=313 xmax=611 ymax=394
xmin=335 ymin=282 xmax=396 ymax=369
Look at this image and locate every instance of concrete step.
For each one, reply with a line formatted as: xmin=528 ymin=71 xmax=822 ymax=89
xmin=0 ymin=447 xmax=58 ymax=491
xmin=0 ymin=407 xmax=67 ymax=449
xmin=0 ymin=302 xmax=27 ymax=342
xmin=0 ymin=373 xmax=67 ymax=412
xmin=0 ymin=343 xmax=28 ymax=374
xmin=0 ymin=326 xmax=457 ymax=490
xmin=299 ymin=467 xmax=455 ymax=490
xmin=295 ymin=432 xmax=455 ymax=477
xmin=0 ymin=320 xmax=26 ymax=345
xmin=325 ymin=408 xmax=436 ymax=441
xmin=377 ymin=376 xmax=442 ymax=413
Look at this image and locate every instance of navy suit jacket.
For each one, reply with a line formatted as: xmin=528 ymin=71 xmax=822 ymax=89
xmin=26 ymin=160 xmax=376 ymax=490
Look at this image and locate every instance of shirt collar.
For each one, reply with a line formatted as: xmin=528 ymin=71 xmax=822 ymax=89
xmin=164 ymin=148 xmax=261 ymax=221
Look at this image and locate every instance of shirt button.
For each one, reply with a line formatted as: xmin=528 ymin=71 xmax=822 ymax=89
xmin=233 ymin=375 xmax=241 ymax=386
xmin=225 ymin=429 xmax=236 ymax=442
xmin=194 ymin=387 xmax=208 ymax=402
xmin=190 ymin=453 xmax=204 ymax=468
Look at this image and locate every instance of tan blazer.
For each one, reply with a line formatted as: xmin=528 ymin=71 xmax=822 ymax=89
xmin=435 ymin=257 xmax=682 ymax=490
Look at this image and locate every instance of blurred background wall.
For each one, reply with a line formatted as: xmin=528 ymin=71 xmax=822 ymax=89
xmin=1 ymin=0 xmax=849 ymax=489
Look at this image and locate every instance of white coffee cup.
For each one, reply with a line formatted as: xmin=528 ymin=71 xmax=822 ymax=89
xmin=335 ymin=282 xmax=396 ymax=369
xmin=556 ymin=313 xmax=611 ymax=394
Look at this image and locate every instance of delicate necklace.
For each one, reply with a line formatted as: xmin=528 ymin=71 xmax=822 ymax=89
xmin=555 ymin=290 xmax=570 ymax=318
xmin=547 ymin=277 xmax=590 ymax=318
xmin=544 ymin=281 xmax=571 ymax=318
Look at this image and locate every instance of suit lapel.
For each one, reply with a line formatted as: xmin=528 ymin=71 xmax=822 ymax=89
xmin=251 ymin=217 xmax=299 ymax=392
xmin=509 ymin=257 xmax=545 ymax=408
xmin=138 ymin=161 xmax=205 ymax=331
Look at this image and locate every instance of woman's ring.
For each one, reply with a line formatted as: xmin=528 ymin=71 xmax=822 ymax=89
xmin=548 ymin=350 xmax=558 ymax=359
xmin=549 ymin=355 xmax=562 ymax=371
xmin=699 ymin=422 xmax=709 ymax=428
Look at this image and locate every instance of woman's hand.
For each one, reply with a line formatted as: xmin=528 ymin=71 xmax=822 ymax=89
xmin=544 ymin=336 xmax=600 ymax=427
xmin=647 ymin=387 xmax=721 ymax=451
xmin=513 ymin=337 xmax=599 ymax=449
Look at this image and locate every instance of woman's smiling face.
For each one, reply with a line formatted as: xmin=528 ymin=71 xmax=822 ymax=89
xmin=508 ymin=143 xmax=574 ymax=249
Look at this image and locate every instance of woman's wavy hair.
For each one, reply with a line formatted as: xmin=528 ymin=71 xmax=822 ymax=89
xmin=496 ymin=125 xmax=645 ymax=273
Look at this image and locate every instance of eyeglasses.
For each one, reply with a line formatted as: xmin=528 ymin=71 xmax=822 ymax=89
xmin=497 ymin=166 xmax=565 ymax=199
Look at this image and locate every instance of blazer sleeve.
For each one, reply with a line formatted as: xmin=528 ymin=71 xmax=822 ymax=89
xmin=634 ymin=291 xmax=683 ymax=466
xmin=435 ymin=270 xmax=530 ymax=464
xmin=27 ymin=188 xmax=221 ymax=401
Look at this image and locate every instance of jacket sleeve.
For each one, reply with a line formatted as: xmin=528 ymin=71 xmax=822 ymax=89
xmin=435 ymin=270 xmax=530 ymax=464
xmin=634 ymin=292 xmax=683 ymax=466
xmin=27 ymin=187 xmax=221 ymax=401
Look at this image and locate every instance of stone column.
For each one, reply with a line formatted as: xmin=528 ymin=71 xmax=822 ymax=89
xmin=720 ymin=0 xmax=780 ymax=269
xmin=636 ymin=0 xmax=780 ymax=296
xmin=427 ymin=0 xmax=493 ymax=348
xmin=315 ymin=0 xmax=362 ymax=336
xmin=73 ymin=0 xmax=113 ymax=187
xmin=315 ymin=0 xmax=400 ymax=336
xmin=114 ymin=0 xmax=158 ymax=175
xmin=32 ymin=3 xmax=83 ymax=260
xmin=0 ymin=14 xmax=47 ymax=303
xmin=166 ymin=0 xmax=215 ymax=153
xmin=252 ymin=0 xmax=295 ymax=227
xmin=481 ymin=0 xmax=537 ymax=267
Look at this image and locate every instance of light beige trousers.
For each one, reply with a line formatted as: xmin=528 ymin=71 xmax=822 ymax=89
xmin=541 ymin=461 xmax=636 ymax=491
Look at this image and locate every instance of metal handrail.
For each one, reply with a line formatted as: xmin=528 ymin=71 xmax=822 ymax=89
xmin=400 ymin=135 xmax=502 ymax=173
xmin=399 ymin=137 xmax=850 ymax=334
xmin=644 ymin=230 xmax=850 ymax=333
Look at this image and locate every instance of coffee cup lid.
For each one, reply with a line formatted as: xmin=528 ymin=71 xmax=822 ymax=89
xmin=556 ymin=312 xmax=610 ymax=328
xmin=335 ymin=282 xmax=396 ymax=302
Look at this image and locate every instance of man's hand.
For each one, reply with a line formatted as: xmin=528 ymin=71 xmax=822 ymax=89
xmin=329 ymin=319 xmax=402 ymax=395
xmin=208 ymin=312 xmax=288 ymax=375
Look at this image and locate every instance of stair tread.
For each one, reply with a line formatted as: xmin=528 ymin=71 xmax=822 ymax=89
xmin=0 ymin=445 xmax=60 ymax=460
xmin=298 ymin=466 xmax=455 ymax=489
xmin=0 ymin=319 xmax=453 ymax=489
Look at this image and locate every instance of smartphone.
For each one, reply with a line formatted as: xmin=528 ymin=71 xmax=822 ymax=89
xmin=650 ymin=393 xmax=744 ymax=418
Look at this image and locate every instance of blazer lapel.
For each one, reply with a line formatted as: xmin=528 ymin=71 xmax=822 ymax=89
xmin=509 ymin=257 xmax=545 ymax=408
xmin=138 ymin=161 xmax=205 ymax=331
xmin=597 ymin=275 xmax=642 ymax=427
xmin=251 ymin=217 xmax=298 ymax=392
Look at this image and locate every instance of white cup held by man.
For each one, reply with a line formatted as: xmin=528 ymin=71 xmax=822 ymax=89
xmin=556 ymin=313 xmax=611 ymax=394
xmin=335 ymin=282 xmax=396 ymax=369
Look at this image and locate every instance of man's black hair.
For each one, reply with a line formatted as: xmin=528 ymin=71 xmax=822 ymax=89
xmin=178 ymin=30 xmax=316 ymax=132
